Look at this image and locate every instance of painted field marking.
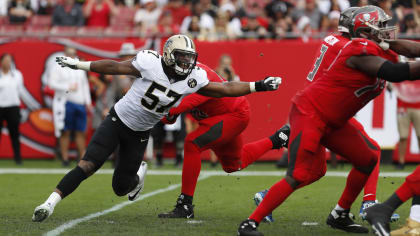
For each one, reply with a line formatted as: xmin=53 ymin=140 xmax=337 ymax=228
xmin=0 ymin=168 xmax=413 ymax=177
xmin=43 ymin=175 xmax=211 ymax=236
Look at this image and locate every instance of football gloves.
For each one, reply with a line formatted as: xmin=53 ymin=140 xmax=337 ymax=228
xmin=255 ymin=77 xmax=282 ymax=91
xmin=56 ymin=56 xmax=79 ymax=69
xmin=161 ymin=113 xmax=179 ymax=124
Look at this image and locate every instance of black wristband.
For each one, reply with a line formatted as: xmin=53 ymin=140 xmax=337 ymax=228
xmin=377 ymin=61 xmax=410 ymax=82
xmin=255 ymin=80 xmax=265 ymax=91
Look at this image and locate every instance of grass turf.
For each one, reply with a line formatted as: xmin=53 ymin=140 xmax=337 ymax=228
xmin=0 ymin=160 xmax=415 ymax=236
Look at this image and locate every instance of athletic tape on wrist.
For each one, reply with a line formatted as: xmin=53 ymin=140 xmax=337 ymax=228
xmin=249 ymin=82 xmax=256 ymax=93
xmin=77 ymin=61 xmax=91 ymax=71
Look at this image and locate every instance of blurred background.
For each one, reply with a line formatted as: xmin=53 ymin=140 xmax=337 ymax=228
xmin=1 ymin=0 xmax=420 ymax=168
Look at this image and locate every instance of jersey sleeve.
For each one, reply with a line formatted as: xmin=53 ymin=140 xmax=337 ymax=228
xmin=341 ymin=39 xmax=382 ymax=58
xmin=131 ymin=50 xmax=161 ymax=74
xmin=193 ymin=68 xmax=210 ymax=90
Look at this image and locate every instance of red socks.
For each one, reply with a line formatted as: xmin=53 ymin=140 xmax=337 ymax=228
xmin=181 ymin=141 xmax=202 ymax=196
xmin=338 ymin=168 xmax=370 ymax=209
xmin=249 ymin=179 xmax=294 ymax=223
xmin=240 ymin=138 xmax=273 ymax=169
xmin=396 ymin=182 xmax=415 ymax=203
xmin=363 ymin=155 xmax=380 ymax=202
xmin=181 ymin=137 xmax=273 ymax=196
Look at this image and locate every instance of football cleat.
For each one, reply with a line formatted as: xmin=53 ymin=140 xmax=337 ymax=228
xmin=128 ymin=161 xmax=148 ymax=201
xmin=253 ymin=190 xmax=274 ymax=223
xmin=360 ymin=200 xmax=378 ymax=218
xmin=390 ymin=218 xmax=420 ymax=236
xmin=158 ymin=202 xmax=194 ymax=218
xmin=237 ymin=219 xmax=263 ymax=236
xmin=32 ymin=202 xmax=54 ymax=222
xmin=364 ymin=203 xmax=394 ymax=236
xmin=327 ymin=208 xmax=369 ymax=233
xmin=360 ymin=200 xmax=400 ymax=222
xmin=270 ymin=124 xmax=290 ymax=149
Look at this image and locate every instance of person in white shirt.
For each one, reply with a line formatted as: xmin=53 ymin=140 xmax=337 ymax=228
xmin=134 ymin=0 xmax=162 ymax=35
xmin=32 ymin=34 xmax=282 ymax=223
xmin=49 ymin=46 xmax=91 ymax=167
xmin=0 ymin=53 xmax=24 ymax=165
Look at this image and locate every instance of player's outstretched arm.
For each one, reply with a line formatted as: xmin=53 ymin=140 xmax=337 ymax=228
xmin=347 ymin=55 xmax=420 ymax=82
xmin=56 ymin=57 xmax=141 ymax=77
xmin=388 ymin=40 xmax=420 ymax=58
xmin=197 ymin=77 xmax=281 ymax=98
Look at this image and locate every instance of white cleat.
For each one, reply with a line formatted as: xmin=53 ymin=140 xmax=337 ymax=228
xmin=32 ymin=202 xmax=54 ymax=222
xmin=128 ymin=161 xmax=148 ymax=201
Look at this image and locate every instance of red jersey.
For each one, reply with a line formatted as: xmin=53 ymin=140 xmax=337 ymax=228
xmin=85 ymin=3 xmax=111 ymax=27
xmin=169 ymin=63 xmax=249 ymax=120
xmin=293 ymin=37 xmax=398 ymax=127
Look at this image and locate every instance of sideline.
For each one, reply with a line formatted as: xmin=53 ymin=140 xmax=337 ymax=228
xmin=0 ymin=168 xmax=413 ymax=177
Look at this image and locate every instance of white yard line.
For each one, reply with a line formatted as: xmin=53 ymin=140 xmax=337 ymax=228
xmin=43 ymin=174 xmax=211 ymax=236
xmin=0 ymin=168 xmax=413 ymax=177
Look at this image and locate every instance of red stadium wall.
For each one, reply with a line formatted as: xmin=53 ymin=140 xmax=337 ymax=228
xmin=1 ymin=38 xmax=415 ymax=162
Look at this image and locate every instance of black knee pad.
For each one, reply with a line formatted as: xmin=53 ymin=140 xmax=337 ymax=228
xmin=285 ymin=175 xmax=300 ymax=189
xmin=355 ymin=157 xmax=377 ymax=174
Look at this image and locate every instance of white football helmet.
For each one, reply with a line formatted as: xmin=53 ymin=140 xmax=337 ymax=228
xmin=163 ymin=34 xmax=197 ymax=76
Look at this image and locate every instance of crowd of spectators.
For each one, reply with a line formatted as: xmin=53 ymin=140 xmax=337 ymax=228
xmin=1 ymin=0 xmax=420 ymax=40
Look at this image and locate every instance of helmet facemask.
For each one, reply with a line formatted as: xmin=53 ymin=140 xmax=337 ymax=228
xmin=364 ymin=20 xmax=397 ymax=41
xmin=169 ymin=49 xmax=197 ymax=76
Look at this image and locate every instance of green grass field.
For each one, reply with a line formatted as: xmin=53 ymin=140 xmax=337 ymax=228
xmin=0 ymin=160 xmax=416 ymax=236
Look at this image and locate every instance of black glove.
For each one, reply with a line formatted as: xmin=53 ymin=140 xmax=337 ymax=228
xmin=255 ymin=77 xmax=282 ymax=91
xmin=166 ymin=113 xmax=179 ymax=123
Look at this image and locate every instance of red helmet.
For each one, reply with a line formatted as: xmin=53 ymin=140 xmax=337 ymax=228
xmin=350 ymin=5 xmax=397 ymax=41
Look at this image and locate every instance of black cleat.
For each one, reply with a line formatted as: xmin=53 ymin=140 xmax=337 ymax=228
xmin=364 ymin=203 xmax=393 ymax=236
xmin=270 ymin=124 xmax=290 ymax=149
xmin=327 ymin=209 xmax=369 ymax=234
xmin=237 ymin=219 xmax=263 ymax=236
xmin=158 ymin=202 xmax=194 ymax=218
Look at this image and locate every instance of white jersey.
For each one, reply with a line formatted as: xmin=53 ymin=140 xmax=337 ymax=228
xmin=114 ymin=50 xmax=209 ymax=131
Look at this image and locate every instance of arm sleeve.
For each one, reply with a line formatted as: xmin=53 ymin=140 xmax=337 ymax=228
xmin=341 ymin=39 xmax=381 ymax=58
xmin=377 ymin=61 xmax=411 ymax=82
xmin=169 ymin=93 xmax=211 ymax=115
xmin=131 ymin=50 xmax=153 ymax=74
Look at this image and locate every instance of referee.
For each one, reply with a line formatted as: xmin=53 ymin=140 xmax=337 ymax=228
xmin=0 ymin=53 xmax=23 ymax=165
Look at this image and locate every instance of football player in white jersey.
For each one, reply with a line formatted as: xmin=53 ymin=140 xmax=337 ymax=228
xmin=32 ymin=34 xmax=282 ymax=222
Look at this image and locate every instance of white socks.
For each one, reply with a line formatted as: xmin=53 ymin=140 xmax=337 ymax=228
xmin=45 ymin=192 xmax=62 ymax=208
xmin=410 ymin=205 xmax=420 ymax=223
xmin=334 ymin=204 xmax=345 ymax=211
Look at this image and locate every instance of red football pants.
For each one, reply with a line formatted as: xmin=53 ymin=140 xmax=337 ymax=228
xmin=287 ymin=105 xmax=379 ymax=187
xmin=395 ymin=165 xmax=420 ymax=202
xmin=248 ymin=105 xmax=380 ymax=222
